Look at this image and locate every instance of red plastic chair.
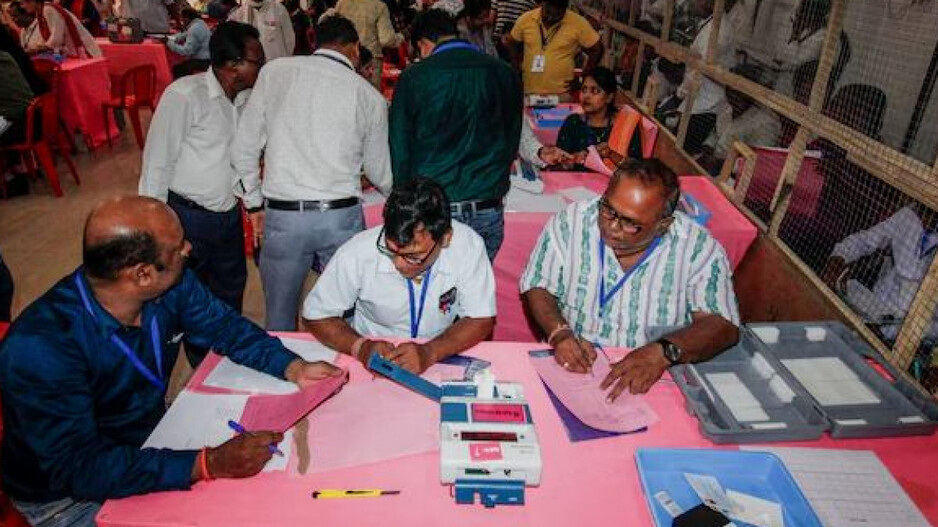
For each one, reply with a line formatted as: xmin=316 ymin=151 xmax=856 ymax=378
xmin=102 ymin=64 xmax=157 ymax=149
xmin=0 ymin=95 xmax=80 ymax=197
xmin=30 ymin=58 xmax=80 ymax=156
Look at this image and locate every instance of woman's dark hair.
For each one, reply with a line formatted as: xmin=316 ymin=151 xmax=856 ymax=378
xmin=585 ymin=66 xmax=618 ymax=116
xmin=384 ymin=178 xmax=452 ymax=246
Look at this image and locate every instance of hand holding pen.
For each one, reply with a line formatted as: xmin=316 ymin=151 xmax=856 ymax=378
xmin=200 ymin=424 xmax=284 ymax=480
xmin=228 ymin=420 xmax=284 ymax=456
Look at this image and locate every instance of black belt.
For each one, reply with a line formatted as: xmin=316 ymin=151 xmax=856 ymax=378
xmin=265 ymin=197 xmax=360 ymax=212
xmin=450 ymin=198 xmax=502 ymax=214
xmin=167 ymin=191 xmax=218 ymax=213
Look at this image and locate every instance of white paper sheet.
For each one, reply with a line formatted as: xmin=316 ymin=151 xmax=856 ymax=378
xmin=557 ymin=186 xmax=599 ymax=203
xmin=705 ymin=372 xmax=770 ymax=422
xmin=504 ymin=188 xmax=567 ymax=212
xmin=781 ymin=357 xmax=881 ymax=406
xmin=203 ymin=338 xmax=338 ymax=394
xmin=727 ymin=489 xmax=784 ymax=527
xmin=143 ymin=390 xmax=291 ymax=472
xmin=741 ymin=446 xmax=931 ymax=527
xmin=144 ymin=390 xmax=248 ymax=450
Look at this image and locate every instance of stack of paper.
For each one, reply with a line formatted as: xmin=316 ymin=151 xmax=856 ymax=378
xmin=705 ymin=372 xmax=769 ymax=423
xmin=530 ymin=351 xmax=658 ymax=434
xmin=743 ymin=446 xmax=931 ymax=527
xmin=504 ymin=187 xmax=567 ymax=213
xmin=239 ymin=372 xmax=347 ymax=432
xmin=781 ymin=357 xmax=881 ymax=407
xmin=202 ymin=338 xmax=338 ymax=394
xmin=142 ymin=390 xmax=290 ymax=472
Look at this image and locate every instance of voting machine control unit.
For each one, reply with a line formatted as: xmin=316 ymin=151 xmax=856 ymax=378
xmin=367 ymin=353 xmax=543 ymax=508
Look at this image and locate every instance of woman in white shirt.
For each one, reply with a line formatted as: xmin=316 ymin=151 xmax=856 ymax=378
xmin=19 ymin=0 xmax=102 ymax=57
xmin=228 ymin=0 xmax=295 ymax=61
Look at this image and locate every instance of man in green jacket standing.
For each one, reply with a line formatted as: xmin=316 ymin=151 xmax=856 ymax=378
xmin=389 ymin=9 xmax=523 ymax=262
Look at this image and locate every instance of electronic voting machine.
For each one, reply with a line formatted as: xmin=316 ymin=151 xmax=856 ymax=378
xmin=367 ymin=354 xmax=542 ymax=507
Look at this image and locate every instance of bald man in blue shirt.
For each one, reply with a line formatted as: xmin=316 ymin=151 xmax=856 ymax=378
xmin=0 ymin=196 xmax=344 ymax=527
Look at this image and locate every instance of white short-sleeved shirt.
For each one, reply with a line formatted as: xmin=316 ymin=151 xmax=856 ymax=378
xmin=520 ymin=199 xmax=740 ymax=348
xmin=302 ymin=221 xmax=496 ymax=338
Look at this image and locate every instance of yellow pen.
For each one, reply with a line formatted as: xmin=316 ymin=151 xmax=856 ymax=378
xmin=311 ymin=489 xmax=401 ymax=499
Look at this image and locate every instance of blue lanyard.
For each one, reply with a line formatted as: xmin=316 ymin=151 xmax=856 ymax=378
xmin=432 ymin=40 xmax=479 ymax=55
xmin=920 ymin=232 xmax=937 ymax=259
xmin=74 ymin=274 xmax=166 ymax=391
xmin=407 ymin=266 xmax=433 ymax=338
xmin=597 ymin=237 xmax=662 ymax=312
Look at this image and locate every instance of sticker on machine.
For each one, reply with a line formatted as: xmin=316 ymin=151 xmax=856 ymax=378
xmin=469 ymin=442 xmax=504 ymax=461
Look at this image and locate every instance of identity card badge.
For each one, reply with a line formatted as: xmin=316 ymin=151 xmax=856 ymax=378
xmin=531 ymin=54 xmax=546 ymax=73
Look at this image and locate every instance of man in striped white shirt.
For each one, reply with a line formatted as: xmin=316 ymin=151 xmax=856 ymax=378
xmin=520 ymin=159 xmax=740 ymax=397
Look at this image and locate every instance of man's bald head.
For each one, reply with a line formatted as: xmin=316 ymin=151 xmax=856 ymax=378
xmin=83 ymin=196 xmax=183 ymax=282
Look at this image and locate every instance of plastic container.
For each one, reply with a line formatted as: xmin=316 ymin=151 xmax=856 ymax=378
xmin=747 ymin=322 xmax=938 ymax=438
xmin=671 ymin=329 xmax=829 ymax=444
xmin=635 ymin=448 xmax=824 ymax=527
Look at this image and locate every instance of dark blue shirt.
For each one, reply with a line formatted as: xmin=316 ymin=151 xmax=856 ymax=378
xmin=0 ymin=268 xmax=299 ymax=503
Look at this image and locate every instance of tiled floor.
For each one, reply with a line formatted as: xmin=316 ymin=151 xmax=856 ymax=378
xmin=0 ymin=118 xmax=271 ymax=327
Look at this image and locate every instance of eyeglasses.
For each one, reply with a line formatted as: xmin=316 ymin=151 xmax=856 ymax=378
xmin=375 ymin=228 xmax=439 ymax=266
xmin=598 ymin=197 xmax=667 ymax=234
xmin=239 ymin=56 xmax=265 ymax=67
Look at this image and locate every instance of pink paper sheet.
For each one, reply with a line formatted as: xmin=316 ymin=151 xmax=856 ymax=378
xmin=240 ymin=373 xmax=348 ymax=432
xmin=529 ymin=351 xmax=658 ymax=433
xmin=304 ymin=376 xmax=439 ymax=473
xmin=584 ymin=146 xmax=614 ymax=176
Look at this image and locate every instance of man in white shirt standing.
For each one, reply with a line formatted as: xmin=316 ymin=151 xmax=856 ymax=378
xmin=139 ymin=21 xmax=265 ymax=365
xmin=228 ymin=0 xmax=295 ymax=61
xmin=303 ymin=178 xmax=496 ymax=373
xmin=233 ymin=15 xmax=393 ymax=331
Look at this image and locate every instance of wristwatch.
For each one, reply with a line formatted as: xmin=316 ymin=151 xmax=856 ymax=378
xmin=658 ymin=338 xmax=684 ymax=366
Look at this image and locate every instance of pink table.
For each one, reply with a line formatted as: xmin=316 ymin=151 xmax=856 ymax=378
xmin=55 ymin=57 xmax=119 ymax=149
xmin=367 ymin=173 xmax=757 ymax=341
xmin=97 ymin=335 xmax=938 ymax=527
xmin=96 ymin=39 xmax=179 ymax=100
xmin=525 ymin=103 xmax=580 ymax=146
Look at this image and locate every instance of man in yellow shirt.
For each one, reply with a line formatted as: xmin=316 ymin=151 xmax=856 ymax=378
xmin=503 ymin=0 xmax=603 ymax=97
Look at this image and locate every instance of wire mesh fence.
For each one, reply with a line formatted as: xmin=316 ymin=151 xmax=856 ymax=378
xmin=578 ymin=0 xmax=938 ymax=394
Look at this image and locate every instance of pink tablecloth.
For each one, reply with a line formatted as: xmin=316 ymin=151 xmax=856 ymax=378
xmin=96 ymin=39 xmax=178 ymax=100
xmin=56 ymin=57 xmax=119 ymax=149
xmin=97 ymin=335 xmax=938 ymax=527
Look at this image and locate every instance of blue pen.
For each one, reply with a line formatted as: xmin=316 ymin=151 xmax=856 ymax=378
xmin=227 ymin=420 xmax=284 ymax=457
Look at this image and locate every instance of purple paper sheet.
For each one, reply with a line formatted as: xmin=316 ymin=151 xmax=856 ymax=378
xmin=541 ymin=381 xmax=647 ymax=442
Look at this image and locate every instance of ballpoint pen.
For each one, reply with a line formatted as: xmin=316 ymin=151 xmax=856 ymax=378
xmin=227 ymin=420 xmax=284 ymax=456
xmin=311 ymin=489 xmax=401 ymax=499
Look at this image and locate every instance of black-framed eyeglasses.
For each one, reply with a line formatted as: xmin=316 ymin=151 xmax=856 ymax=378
xmin=598 ymin=197 xmax=667 ymax=233
xmin=239 ymin=56 xmax=265 ymax=68
xmin=376 ymin=227 xmax=439 ymax=266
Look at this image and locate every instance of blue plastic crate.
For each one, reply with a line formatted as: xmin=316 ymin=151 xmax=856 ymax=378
xmin=635 ymin=448 xmax=823 ymax=527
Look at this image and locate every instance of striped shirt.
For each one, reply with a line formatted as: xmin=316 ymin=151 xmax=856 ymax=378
xmin=520 ymin=198 xmax=740 ymax=348
xmin=493 ymin=0 xmax=537 ymax=37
